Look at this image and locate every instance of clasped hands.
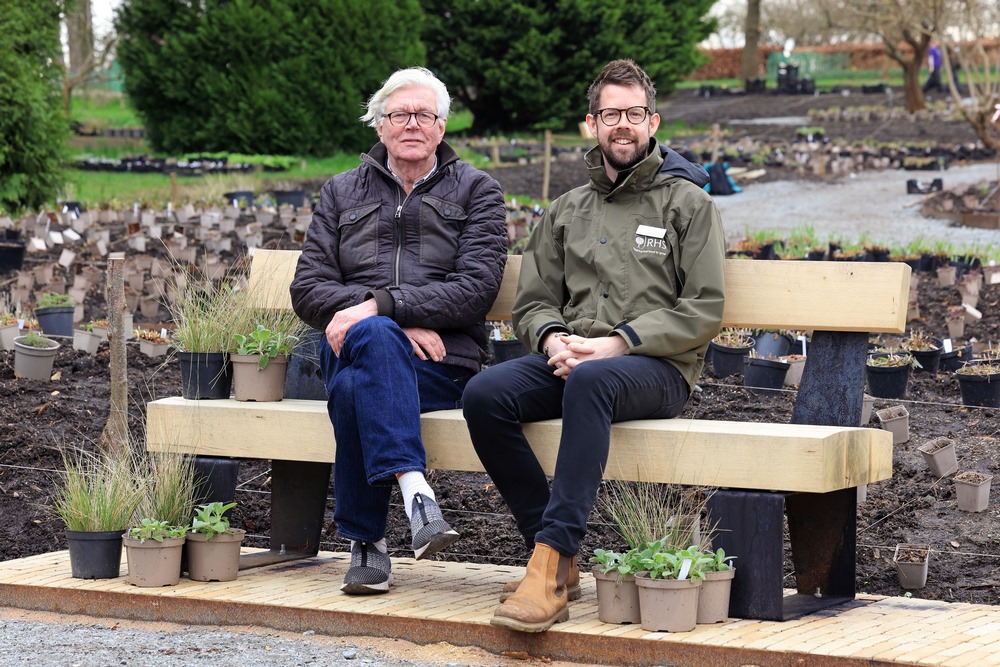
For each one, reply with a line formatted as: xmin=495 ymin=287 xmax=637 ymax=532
xmin=543 ymin=331 xmax=628 ymax=378
xmin=325 ymin=301 xmax=445 ymax=362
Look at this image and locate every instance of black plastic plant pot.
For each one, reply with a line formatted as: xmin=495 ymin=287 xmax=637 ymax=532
xmin=866 ymin=363 xmax=910 ymax=399
xmin=753 ymin=332 xmax=793 ymax=360
xmin=743 ymin=357 xmax=791 ymax=396
xmin=35 ymin=305 xmax=75 ymax=337
xmin=223 ymin=190 xmax=254 ymax=207
xmin=273 ymin=189 xmax=307 ymax=209
xmin=177 ymin=351 xmax=233 ymax=400
xmin=909 ymin=341 xmax=943 ymax=374
xmin=940 ymin=345 xmax=974 ymax=373
xmin=65 ymin=529 xmax=124 ymax=579
xmin=708 ymin=340 xmax=754 ymax=378
xmin=490 ymin=339 xmax=529 ymax=365
xmin=956 ymin=370 xmax=1000 ymax=408
xmin=0 ymin=240 xmax=26 ymax=273
xmin=193 ymin=456 xmax=240 ymax=507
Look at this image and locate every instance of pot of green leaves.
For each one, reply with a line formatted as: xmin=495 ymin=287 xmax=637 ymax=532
xmin=695 ymin=548 xmax=736 ymax=624
xmin=634 ymin=542 xmax=705 ymax=632
xmin=231 ymin=324 xmax=300 ymax=401
xmin=52 ymin=446 xmax=144 ymax=579
xmin=123 ymin=519 xmax=189 ymax=587
xmin=72 ymin=325 xmax=102 ymax=355
xmin=901 ymin=331 xmax=942 ymax=374
xmin=34 ymin=291 xmax=75 ymax=337
xmin=590 ymin=547 xmax=642 ymax=625
xmin=13 ymin=330 xmax=60 ymax=380
xmin=865 ymin=352 xmax=915 ymax=399
xmin=185 ymin=501 xmax=245 ymax=582
xmin=0 ymin=311 xmax=20 ymax=350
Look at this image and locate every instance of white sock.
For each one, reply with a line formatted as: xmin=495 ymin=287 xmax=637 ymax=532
xmin=398 ymin=471 xmax=434 ymax=520
xmin=352 ymin=538 xmax=387 ymax=553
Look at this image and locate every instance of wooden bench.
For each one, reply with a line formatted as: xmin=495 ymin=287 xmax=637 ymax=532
xmin=147 ymin=249 xmax=909 ymax=621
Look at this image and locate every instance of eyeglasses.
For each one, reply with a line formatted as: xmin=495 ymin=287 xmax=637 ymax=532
xmin=382 ymin=111 xmax=440 ymax=128
xmin=593 ymin=106 xmax=651 ymax=126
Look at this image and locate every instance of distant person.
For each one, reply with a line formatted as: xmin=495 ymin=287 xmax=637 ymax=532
xmin=923 ymin=41 xmax=943 ymax=93
xmin=462 ymin=59 xmax=726 ymax=633
xmin=290 ymin=67 xmax=508 ymax=595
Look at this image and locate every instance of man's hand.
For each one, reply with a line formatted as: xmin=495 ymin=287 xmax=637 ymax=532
xmin=547 ymin=334 xmax=629 ymax=379
xmin=403 ymin=327 xmax=445 ymax=362
xmin=325 ymin=300 xmax=378 ymax=356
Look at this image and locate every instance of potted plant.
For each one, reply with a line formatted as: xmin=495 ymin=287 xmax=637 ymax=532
xmin=134 ymin=327 xmax=171 ymax=358
xmin=34 ymin=291 xmax=75 ymax=337
xmin=743 ymin=350 xmax=791 ymax=396
xmin=51 ymin=446 xmax=143 ymax=580
xmin=954 ymin=471 xmax=993 ymax=512
xmin=955 ymin=361 xmax=1000 ymax=408
xmin=917 ymin=437 xmax=959 ymax=478
xmin=13 ymin=330 xmax=60 ymax=380
xmin=875 ymin=405 xmax=909 ymax=445
xmin=185 ymin=501 xmax=245 ymax=582
xmin=72 ymin=324 xmax=102 ymax=355
xmin=123 ymin=519 xmax=189 ymax=587
xmin=695 ymin=548 xmax=736 ymax=624
xmin=590 ymin=547 xmax=642 ymax=625
xmin=901 ymin=331 xmax=942 ymax=374
xmin=781 ymin=353 xmax=807 ymax=387
xmin=751 ymin=329 xmax=795 ymax=360
xmin=708 ymin=328 xmax=755 ymax=378
xmin=0 ymin=311 xmax=20 ymax=350
xmin=487 ymin=321 xmax=528 ymax=365
xmin=865 ymin=352 xmax=915 ymax=399
xmin=166 ymin=269 xmax=245 ymax=399
xmin=231 ymin=323 xmax=301 ymax=402
xmin=945 ymin=305 xmax=966 ymax=340
xmin=634 ymin=542 xmax=706 ymax=632
xmin=893 ymin=543 xmax=930 ymax=590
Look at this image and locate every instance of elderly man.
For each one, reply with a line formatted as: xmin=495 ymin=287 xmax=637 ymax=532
xmin=463 ymin=59 xmax=726 ymax=631
xmin=291 ymin=67 xmax=507 ymax=595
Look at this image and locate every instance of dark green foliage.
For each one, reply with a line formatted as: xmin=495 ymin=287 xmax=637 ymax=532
xmin=0 ymin=1 xmax=68 ymax=214
xmin=116 ymin=0 xmax=425 ymax=156
xmin=421 ymin=0 xmax=715 ymax=134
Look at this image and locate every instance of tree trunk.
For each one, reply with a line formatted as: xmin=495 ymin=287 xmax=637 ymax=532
xmin=740 ymin=0 xmax=762 ymax=84
xmin=99 ymin=253 xmax=128 ymax=454
xmin=66 ymin=0 xmax=94 ymax=82
xmin=902 ymin=62 xmax=926 ymax=113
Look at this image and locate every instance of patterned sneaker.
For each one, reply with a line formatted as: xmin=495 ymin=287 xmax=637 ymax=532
xmin=410 ymin=493 xmax=459 ymax=560
xmin=340 ymin=541 xmax=392 ymax=595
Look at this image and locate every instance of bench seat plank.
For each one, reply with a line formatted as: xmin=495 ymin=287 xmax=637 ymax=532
xmin=147 ymin=397 xmax=891 ymax=493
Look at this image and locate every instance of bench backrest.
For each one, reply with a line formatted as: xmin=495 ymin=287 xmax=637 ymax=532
xmin=246 ymin=249 xmax=909 ymax=334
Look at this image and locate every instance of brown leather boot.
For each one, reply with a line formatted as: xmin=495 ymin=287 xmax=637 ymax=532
xmin=490 ymin=543 xmax=571 ymax=632
xmin=499 ymin=556 xmax=581 ymax=602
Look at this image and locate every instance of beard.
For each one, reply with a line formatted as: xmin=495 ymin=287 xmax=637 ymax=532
xmin=599 ymin=130 xmax=650 ymax=173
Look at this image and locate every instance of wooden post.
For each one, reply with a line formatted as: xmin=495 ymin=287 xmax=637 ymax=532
xmin=170 ymin=171 xmax=178 ymax=204
xmin=491 ymin=140 xmax=500 ymax=168
xmin=542 ymin=129 xmax=552 ymax=202
xmin=99 ymin=252 xmax=128 ymax=454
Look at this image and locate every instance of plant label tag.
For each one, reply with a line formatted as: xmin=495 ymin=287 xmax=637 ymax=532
xmin=492 ymin=327 xmax=501 ymax=341
xmin=30 ymin=237 xmax=47 ymax=251
xmin=17 ymin=319 xmax=24 ymax=330
xmin=798 ymin=335 xmax=807 ymax=356
xmin=963 ymin=303 xmax=982 ymax=319
xmin=160 ymin=328 xmax=168 ymax=339
xmin=943 ymin=338 xmax=953 ymax=353
xmin=678 ymin=559 xmax=692 ymax=580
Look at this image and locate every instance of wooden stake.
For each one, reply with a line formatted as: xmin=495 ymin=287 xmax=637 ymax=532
xmin=170 ymin=171 xmax=178 ymax=204
xmin=99 ymin=252 xmax=128 ymax=454
xmin=542 ymin=129 xmax=552 ymax=203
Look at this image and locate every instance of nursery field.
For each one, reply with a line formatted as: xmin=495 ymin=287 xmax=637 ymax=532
xmin=1 ymin=86 xmax=999 ymax=611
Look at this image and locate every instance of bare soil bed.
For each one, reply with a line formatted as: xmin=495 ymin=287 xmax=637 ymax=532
xmin=2 ymin=87 xmax=999 ymax=611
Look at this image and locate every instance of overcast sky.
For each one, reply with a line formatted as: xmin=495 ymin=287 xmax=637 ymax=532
xmin=92 ymin=0 xmax=120 ymax=39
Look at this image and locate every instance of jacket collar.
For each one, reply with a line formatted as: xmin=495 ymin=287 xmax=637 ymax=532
xmin=584 ymin=139 xmax=663 ymax=197
xmin=363 ymin=140 xmax=461 ymax=178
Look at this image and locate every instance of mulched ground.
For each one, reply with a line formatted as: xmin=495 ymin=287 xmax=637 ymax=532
xmin=1 ymin=86 xmax=998 ymax=608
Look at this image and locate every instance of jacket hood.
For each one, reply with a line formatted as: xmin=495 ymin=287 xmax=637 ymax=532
xmin=656 ymin=143 xmax=709 ymax=188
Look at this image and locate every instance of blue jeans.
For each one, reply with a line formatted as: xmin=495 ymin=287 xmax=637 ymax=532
xmin=320 ymin=317 xmax=472 ymax=542
xmin=462 ymin=353 xmax=689 ymax=557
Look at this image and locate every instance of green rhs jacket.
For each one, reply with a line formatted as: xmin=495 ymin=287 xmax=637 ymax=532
xmin=513 ymin=141 xmax=727 ymax=390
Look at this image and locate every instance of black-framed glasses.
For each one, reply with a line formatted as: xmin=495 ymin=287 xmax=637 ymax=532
xmin=593 ymin=106 xmax=651 ymax=126
xmin=383 ymin=111 xmax=440 ymax=128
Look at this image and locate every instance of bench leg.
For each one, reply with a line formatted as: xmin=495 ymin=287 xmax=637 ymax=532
xmin=238 ymin=460 xmax=331 ymax=569
xmin=707 ymin=490 xmax=785 ymax=621
xmin=786 ymin=488 xmax=856 ymax=616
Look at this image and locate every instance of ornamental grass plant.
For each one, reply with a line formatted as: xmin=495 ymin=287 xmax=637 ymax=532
xmin=598 ymin=477 xmax=715 ymax=551
xmin=52 ymin=445 xmax=144 ymax=532
xmin=164 ymin=265 xmax=249 ymax=353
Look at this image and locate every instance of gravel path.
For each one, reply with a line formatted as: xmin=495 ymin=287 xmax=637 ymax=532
xmin=0 ymin=609 xmax=589 ymax=667
xmin=714 ymin=161 xmax=1000 ymax=249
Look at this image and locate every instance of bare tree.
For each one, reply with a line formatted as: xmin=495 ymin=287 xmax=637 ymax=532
xmin=60 ymin=0 xmax=118 ymax=115
xmin=741 ymin=0 xmax=763 ymax=83
xmin=941 ymin=1 xmax=1000 ymax=149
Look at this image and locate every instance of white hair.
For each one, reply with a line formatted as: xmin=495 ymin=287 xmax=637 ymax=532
xmin=360 ymin=67 xmax=451 ymax=129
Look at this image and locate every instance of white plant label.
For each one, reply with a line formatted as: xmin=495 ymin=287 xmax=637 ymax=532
xmin=798 ymin=335 xmax=807 ymax=356
xmin=492 ymin=326 xmax=501 ymax=341
xmin=943 ymin=338 xmax=953 ymax=353
xmin=160 ymin=328 xmax=168 ymax=339
xmin=678 ymin=559 xmax=692 ymax=580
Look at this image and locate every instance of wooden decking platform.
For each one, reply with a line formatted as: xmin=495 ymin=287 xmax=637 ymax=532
xmin=1 ymin=549 xmax=999 ymax=667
